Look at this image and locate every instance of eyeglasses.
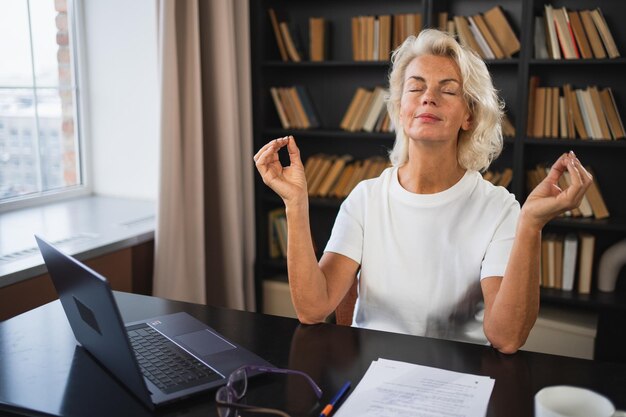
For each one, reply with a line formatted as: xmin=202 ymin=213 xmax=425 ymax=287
xmin=215 ymin=365 xmax=323 ymax=417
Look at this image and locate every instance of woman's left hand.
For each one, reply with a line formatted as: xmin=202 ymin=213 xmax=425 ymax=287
xmin=522 ymin=151 xmax=593 ymax=231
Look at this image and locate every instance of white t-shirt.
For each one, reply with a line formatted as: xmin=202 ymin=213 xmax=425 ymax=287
xmin=324 ymin=167 xmax=520 ymax=339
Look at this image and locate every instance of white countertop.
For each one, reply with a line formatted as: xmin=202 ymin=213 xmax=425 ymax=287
xmin=0 ymin=195 xmax=155 ymax=287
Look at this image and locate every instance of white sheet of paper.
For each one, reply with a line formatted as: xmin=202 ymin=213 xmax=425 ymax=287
xmin=334 ymin=358 xmax=495 ymax=417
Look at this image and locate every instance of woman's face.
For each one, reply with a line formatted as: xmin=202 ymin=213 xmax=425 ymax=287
xmin=399 ymin=54 xmax=472 ymax=144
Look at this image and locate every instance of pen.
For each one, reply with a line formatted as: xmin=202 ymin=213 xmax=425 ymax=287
xmin=319 ymin=381 xmax=351 ymax=417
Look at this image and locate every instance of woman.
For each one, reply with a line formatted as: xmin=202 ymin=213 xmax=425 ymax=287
xmin=253 ymin=29 xmax=592 ymax=354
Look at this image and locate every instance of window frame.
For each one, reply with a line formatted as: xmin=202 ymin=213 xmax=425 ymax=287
xmin=0 ymin=0 xmax=91 ymax=213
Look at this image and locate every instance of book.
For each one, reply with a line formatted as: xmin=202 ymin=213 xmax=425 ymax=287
xmin=454 ymin=16 xmax=484 ymax=58
xmin=288 ymin=87 xmax=310 ymax=129
xmin=544 ymin=86 xmax=552 ymax=138
xmin=584 ymin=166 xmax=610 ymax=220
xmin=599 ymin=88 xmax=626 ymax=139
xmin=468 ymin=16 xmax=495 ymax=59
xmin=590 ymin=8 xmax=620 ymax=58
xmin=316 ymin=155 xmax=353 ymax=197
xmin=268 ymin=208 xmax=286 ymax=258
xmin=362 ymin=87 xmax=387 ymax=132
xmin=275 ymin=215 xmax=288 ymax=258
xmin=483 ymin=6 xmax=520 ymax=57
xmin=473 ymin=13 xmax=505 ymax=59
xmin=564 ymin=84 xmax=588 ymax=139
xmin=279 ymin=22 xmax=302 ymax=62
xmin=533 ymin=87 xmax=546 ymax=138
xmin=534 ymin=16 xmax=549 ymax=59
xmin=562 ymin=233 xmax=578 ymax=291
xmin=527 ymin=76 xmax=540 ymax=136
xmin=309 ymin=17 xmax=326 ymax=62
xmin=551 ymin=87 xmax=559 ymax=138
xmin=268 ymin=9 xmax=288 ymax=62
xmin=580 ymin=10 xmax=606 ymax=59
xmin=340 ymin=88 xmax=367 ymax=130
xmin=543 ymin=5 xmax=561 ymax=59
xmin=568 ymin=10 xmax=593 ymax=59
xmin=588 ymin=86 xmax=611 ymax=140
xmin=308 ymin=155 xmax=335 ymax=196
xmin=554 ymin=236 xmax=564 ymax=290
xmin=270 ymin=87 xmax=290 ymax=129
xmin=295 ymin=85 xmax=320 ymax=129
xmin=378 ymin=15 xmax=392 ymax=61
xmin=552 ymin=7 xmax=579 ymax=59
xmin=577 ymin=233 xmax=596 ymax=294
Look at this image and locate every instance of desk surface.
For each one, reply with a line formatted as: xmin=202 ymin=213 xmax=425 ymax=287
xmin=1 ymin=292 xmax=625 ymax=417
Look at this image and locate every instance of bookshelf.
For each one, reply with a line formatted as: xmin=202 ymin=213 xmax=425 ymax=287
xmin=249 ymin=0 xmax=626 ymax=362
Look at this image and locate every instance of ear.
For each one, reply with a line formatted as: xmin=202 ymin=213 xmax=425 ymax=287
xmin=461 ymin=111 xmax=473 ymax=131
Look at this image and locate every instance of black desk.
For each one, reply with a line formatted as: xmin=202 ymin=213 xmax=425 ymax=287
xmin=1 ymin=292 xmax=625 ymax=417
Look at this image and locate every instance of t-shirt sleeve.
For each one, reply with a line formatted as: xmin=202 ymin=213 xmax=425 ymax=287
xmin=323 ymin=182 xmax=366 ymax=265
xmin=480 ymin=193 xmax=520 ymax=279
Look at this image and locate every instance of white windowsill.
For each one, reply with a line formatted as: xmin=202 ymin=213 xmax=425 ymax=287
xmin=0 ymin=195 xmax=155 ymax=288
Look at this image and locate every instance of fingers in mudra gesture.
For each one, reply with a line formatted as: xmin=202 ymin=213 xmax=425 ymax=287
xmin=253 ymin=136 xmax=308 ymax=204
xmin=523 ymin=151 xmax=593 ymax=229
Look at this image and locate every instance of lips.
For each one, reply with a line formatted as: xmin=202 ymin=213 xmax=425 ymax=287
xmin=416 ymin=113 xmax=442 ymax=121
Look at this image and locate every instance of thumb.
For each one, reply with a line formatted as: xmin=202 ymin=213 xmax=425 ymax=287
xmin=287 ymin=136 xmax=303 ymax=167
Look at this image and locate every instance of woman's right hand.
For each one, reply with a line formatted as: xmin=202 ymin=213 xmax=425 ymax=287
xmin=253 ymin=136 xmax=308 ymax=206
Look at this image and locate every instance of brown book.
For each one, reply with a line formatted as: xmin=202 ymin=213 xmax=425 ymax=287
xmin=559 ymin=96 xmax=567 ymax=138
xmin=568 ymin=10 xmax=593 ymax=59
xmin=268 ymin=9 xmax=289 ymax=62
xmin=544 ymin=5 xmax=560 ymax=59
xmin=304 ymin=154 xmax=323 ymax=180
xmin=378 ymin=15 xmax=392 ymax=61
xmin=580 ymin=10 xmax=606 ymax=59
xmin=577 ymin=233 xmax=596 ymax=294
xmin=544 ymin=87 xmax=553 ymax=138
xmin=473 ymin=13 xmax=505 ymax=59
xmin=343 ymin=160 xmax=367 ymax=196
xmin=533 ymin=87 xmax=546 ymax=138
xmin=498 ymin=168 xmax=513 ymax=189
xmin=540 ymin=237 xmax=550 ymax=287
xmin=340 ymin=88 xmax=367 ymax=131
xmin=279 ymin=22 xmax=302 ymax=62
xmin=562 ymin=83 xmax=576 ymax=139
xmin=317 ymin=155 xmax=353 ymax=197
xmin=287 ymin=87 xmax=309 ymax=129
xmin=349 ymin=89 xmax=374 ymax=132
xmin=584 ymin=166 xmax=610 ymax=220
xmin=565 ymin=84 xmax=588 ymax=139
xmin=268 ymin=208 xmax=286 ymax=258
xmin=590 ymin=8 xmax=620 ymax=58
xmin=276 ymin=87 xmax=297 ymax=128
xmin=365 ymin=16 xmax=375 ymax=61
xmin=438 ymin=12 xmax=449 ymax=32
xmin=351 ymin=17 xmax=360 ymax=61
xmin=599 ymin=88 xmax=626 ymax=139
xmin=483 ymin=6 xmax=521 ymax=57
xmin=588 ymin=87 xmax=611 ymax=140
xmin=309 ymin=17 xmax=326 ymax=62
xmin=554 ymin=236 xmax=564 ymax=290
xmin=308 ymin=155 xmax=335 ymax=196
xmin=454 ymin=16 xmax=484 ymax=58
xmin=551 ymin=87 xmax=559 ymax=138
xmin=330 ymin=162 xmax=356 ymax=198
xmin=527 ymin=76 xmax=540 ymax=136
xmin=552 ymin=7 xmax=578 ymax=59
xmin=270 ymin=87 xmax=290 ymax=129
xmin=579 ymin=89 xmax=602 ymax=139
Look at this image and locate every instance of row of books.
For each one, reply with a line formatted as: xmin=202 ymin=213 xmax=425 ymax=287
xmin=437 ymin=6 xmax=521 ymax=60
xmin=526 ymin=164 xmax=609 ymax=220
xmin=535 ymin=6 xmax=619 ymax=60
xmin=541 ymin=233 xmax=595 ymax=294
xmin=482 ymin=168 xmax=513 ymax=189
xmin=351 ymin=13 xmax=422 ymax=61
xmin=527 ymin=79 xmax=625 ymax=140
xmin=270 ymin=86 xmax=320 ymax=130
xmin=340 ymin=87 xmax=393 ymax=133
xmin=268 ymin=8 xmax=303 ymax=62
xmin=305 ymin=154 xmax=390 ymax=198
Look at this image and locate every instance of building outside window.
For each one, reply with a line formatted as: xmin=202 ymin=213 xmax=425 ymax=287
xmin=0 ymin=0 xmax=82 ymax=205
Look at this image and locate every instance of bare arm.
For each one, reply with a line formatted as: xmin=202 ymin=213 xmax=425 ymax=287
xmin=254 ymin=136 xmax=358 ymax=323
xmin=482 ymin=151 xmax=592 ymax=354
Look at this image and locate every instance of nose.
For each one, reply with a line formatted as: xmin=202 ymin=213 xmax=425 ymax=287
xmin=421 ymin=88 xmax=437 ymax=106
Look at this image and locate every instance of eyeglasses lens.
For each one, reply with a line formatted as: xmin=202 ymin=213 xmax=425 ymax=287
xmin=229 ymin=368 xmax=248 ymax=399
xmin=216 ymin=386 xmax=235 ymax=417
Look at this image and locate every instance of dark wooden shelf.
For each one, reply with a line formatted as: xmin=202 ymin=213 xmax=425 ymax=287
xmin=262 ymin=192 xmax=345 ymax=209
xmin=540 ymin=287 xmax=626 ymax=311
xmin=262 ymin=60 xmax=391 ymax=68
xmin=263 ymin=128 xmax=395 ymax=141
xmin=523 ymin=138 xmax=626 ymax=147
xmin=529 ymin=58 xmax=626 ymax=66
xmin=547 ymin=217 xmax=626 ymax=232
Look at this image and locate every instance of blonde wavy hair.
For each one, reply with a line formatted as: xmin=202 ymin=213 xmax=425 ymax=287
xmin=387 ymin=29 xmax=504 ymax=172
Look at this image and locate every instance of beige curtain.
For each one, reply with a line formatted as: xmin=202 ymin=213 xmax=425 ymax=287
xmin=154 ymin=0 xmax=255 ymax=310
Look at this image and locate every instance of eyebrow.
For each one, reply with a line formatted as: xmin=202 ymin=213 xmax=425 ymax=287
xmin=406 ymin=76 xmax=461 ymax=85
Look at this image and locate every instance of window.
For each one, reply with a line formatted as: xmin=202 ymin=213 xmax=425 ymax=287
xmin=0 ymin=0 xmax=83 ymax=205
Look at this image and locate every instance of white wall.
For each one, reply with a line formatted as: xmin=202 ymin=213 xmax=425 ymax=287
xmin=82 ymin=0 xmax=159 ymax=200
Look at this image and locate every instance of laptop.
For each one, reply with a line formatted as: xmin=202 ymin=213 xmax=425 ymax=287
xmin=35 ymin=235 xmax=272 ymax=410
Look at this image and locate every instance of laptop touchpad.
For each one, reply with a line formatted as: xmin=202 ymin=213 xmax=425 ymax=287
xmin=175 ymin=330 xmax=236 ymax=356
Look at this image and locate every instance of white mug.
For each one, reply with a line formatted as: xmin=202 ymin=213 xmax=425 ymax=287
xmin=535 ymin=386 xmax=625 ymax=417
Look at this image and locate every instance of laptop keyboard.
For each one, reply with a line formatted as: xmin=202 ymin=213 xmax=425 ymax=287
xmin=127 ymin=324 xmax=222 ymax=394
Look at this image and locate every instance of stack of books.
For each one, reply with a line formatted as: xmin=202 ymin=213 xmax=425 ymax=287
xmin=438 ymin=6 xmax=521 ymax=59
xmin=482 ymin=168 xmax=513 ymax=189
xmin=305 ymin=154 xmax=390 ymax=198
xmin=340 ymin=87 xmax=392 ymax=133
xmin=540 ymin=233 xmax=596 ymax=294
xmin=536 ymin=6 xmax=620 ymax=60
xmin=270 ymin=86 xmax=320 ymax=130
xmin=526 ymin=165 xmax=609 ymax=220
xmin=527 ymin=78 xmax=625 ymax=140
xmin=351 ymin=13 xmax=422 ymax=61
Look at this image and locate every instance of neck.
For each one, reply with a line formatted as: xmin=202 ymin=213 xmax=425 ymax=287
xmin=398 ymin=141 xmax=465 ymax=194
